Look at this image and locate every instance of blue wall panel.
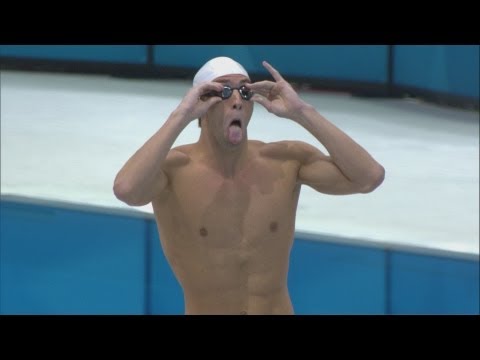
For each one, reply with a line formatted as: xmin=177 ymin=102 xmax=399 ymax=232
xmin=2 ymin=45 xmax=477 ymax=100
xmin=1 ymin=199 xmax=478 ymax=314
xmin=148 ymin=220 xmax=184 ymax=314
xmin=0 ymin=201 xmax=147 ymax=314
xmin=288 ymin=237 xmax=386 ymax=314
xmin=154 ymin=45 xmax=388 ymax=83
xmin=249 ymin=45 xmax=388 ymax=83
xmin=394 ymin=45 xmax=479 ymax=98
xmin=0 ymin=45 xmax=480 ymax=99
xmin=390 ymin=252 xmax=480 ymax=314
xmin=0 ymin=45 xmax=148 ymax=64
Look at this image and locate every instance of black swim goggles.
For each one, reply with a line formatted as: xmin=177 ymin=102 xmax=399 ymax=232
xmin=205 ymin=85 xmax=254 ymax=101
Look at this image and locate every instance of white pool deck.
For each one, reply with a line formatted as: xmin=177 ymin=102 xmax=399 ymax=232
xmin=1 ymin=70 xmax=478 ymax=257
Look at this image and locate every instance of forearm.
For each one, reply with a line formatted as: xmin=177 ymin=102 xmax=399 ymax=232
xmin=114 ymin=109 xmax=190 ymax=204
xmin=295 ymin=105 xmax=385 ymax=188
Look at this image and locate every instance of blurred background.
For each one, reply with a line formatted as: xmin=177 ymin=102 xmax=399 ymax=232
xmin=1 ymin=45 xmax=478 ymax=314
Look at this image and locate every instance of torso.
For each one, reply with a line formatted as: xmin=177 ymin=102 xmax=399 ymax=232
xmin=152 ymin=140 xmax=302 ymax=314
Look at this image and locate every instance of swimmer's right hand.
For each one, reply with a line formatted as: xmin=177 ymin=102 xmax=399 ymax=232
xmin=174 ymin=82 xmax=224 ymax=122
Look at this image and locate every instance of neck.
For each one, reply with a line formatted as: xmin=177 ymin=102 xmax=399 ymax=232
xmin=198 ymin=127 xmax=248 ymax=178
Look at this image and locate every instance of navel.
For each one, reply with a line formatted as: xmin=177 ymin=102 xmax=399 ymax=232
xmin=269 ymin=221 xmax=278 ymax=232
xmin=199 ymin=227 xmax=208 ymax=237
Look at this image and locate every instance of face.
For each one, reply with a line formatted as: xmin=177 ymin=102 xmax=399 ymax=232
xmin=202 ymin=74 xmax=254 ymax=147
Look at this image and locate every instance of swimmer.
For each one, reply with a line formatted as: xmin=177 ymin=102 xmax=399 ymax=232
xmin=114 ymin=56 xmax=385 ymax=314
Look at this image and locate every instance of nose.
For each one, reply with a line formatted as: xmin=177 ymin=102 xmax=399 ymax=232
xmin=232 ymin=89 xmax=243 ymax=110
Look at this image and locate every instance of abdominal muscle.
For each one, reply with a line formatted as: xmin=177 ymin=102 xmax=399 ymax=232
xmin=185 ymin=289 xmax=294 ymax=315
xmin=155 ymin=214 xmax=296 ymax=315
xmin=173 ymin=244 xmax=295 ymax=315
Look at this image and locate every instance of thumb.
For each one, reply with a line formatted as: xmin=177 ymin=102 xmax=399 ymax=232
xmin=207 ymin=96 xmax=222 ymax=107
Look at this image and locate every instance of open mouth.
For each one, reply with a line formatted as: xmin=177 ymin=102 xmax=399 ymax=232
xmin=229 ymin=119 xmax=242 ymax=128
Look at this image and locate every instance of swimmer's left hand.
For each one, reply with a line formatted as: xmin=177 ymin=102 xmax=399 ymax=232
xmin=248 ymin=61 xmax=310 ymax=121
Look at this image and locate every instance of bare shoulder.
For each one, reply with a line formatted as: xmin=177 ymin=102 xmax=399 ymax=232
xmin=257 ymin=140 xmax=328 ymax=163
xmin=164 ymin=144 xmax=193 ymax=170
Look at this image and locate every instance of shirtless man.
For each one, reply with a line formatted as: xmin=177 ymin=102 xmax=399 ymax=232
xmin=113 ymin=57 xmax=385 ymax=315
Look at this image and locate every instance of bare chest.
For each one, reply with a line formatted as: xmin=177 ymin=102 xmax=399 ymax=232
xmin=156 ymin=161 xmax=300 ymax=248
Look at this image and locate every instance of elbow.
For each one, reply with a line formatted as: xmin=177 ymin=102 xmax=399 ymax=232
xmin=113 ymin=179 xmax=132 ymax=204
xmin=361 ymin=165 xmax=385 ymax=193
xmin=113 ymin=179 xmax=145 ymax=206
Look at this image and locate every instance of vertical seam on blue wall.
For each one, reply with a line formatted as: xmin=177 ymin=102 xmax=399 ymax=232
xmin=385 ymin=249 xmax=392 ymax=315
xmin=144 ymin=219 xmax=152 ymax=315
xmin=387 ymin=45 xmax=394 ymax=97
xmin=147 ymin=46 xmax=154 ymax=70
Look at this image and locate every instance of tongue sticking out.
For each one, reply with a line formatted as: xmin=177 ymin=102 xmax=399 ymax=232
xmin=227 ymin=123 xmax=243 ymax=144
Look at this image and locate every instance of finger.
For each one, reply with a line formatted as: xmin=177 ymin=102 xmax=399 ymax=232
xmin=247 ymin=80 xmax=275 ymax=91
xmin=199 ymin=81 xmax=224 ymax=94
xmin=250 ymin=88 xmax=270 ymax=98
xmin=248 ymin=81 xmax=275 ymax=98
xmin=262 ymin=61 xmax=284 ymax=82
xmin=199 ymin=93 xmax=221 ymax=102
xmin=198 ymin=82 xmax=224 ymax=101
xmin=207 ymin=96 xmax=222 ymax=107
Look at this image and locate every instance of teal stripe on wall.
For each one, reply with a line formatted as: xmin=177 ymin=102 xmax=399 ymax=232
xmin=394 ymin=45 xmax=479 ymax=98
xmin=153 ymin=45 xmax=388 ymax=83
xmin=0 ymin=45 xmax=148 ymax=64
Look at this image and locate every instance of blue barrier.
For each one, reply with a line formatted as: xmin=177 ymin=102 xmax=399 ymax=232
xmin=1 ymin=197 xmax=478 ymax=315
xmin=2 ymin=45 xmax=477 ymax=101
xmin=0 ymin=45 xmax=148 ymax=64
xmin=394 ymin=45 xmax=479 ymax=99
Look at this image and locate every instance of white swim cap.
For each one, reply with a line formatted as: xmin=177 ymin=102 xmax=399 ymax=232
xmin=193 ymin=56 xmax=250 ymax=86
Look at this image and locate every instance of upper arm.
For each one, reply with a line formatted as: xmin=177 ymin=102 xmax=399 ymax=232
xmin=156 ymin=148 xmax=190 ymax=196
xmin=135 ymin=148 xmax=189 ymax=207
xmin=294 ymin=141 xmax=364 ymax=195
